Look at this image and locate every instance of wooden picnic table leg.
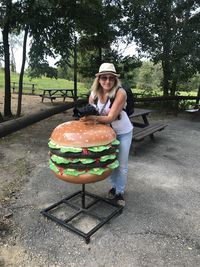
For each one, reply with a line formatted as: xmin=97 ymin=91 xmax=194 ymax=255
xmin=62 ymin=92 xmax=66 ymax=101
xmin=50 ymin=93 xmax=54 ymax=103
xmin=41 ymin=94 xmax=44 ymax=102
xmin=149 ymin=133 xmax=155 ymax=142
xmin=142 ymin=114 xmax=149 ymax=125
xmin=141 ymin=114 xmax=156 ymax=141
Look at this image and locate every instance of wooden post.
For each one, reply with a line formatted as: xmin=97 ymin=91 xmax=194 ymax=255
xmin=12 ymin=82 xmax=15 ymax=93
xmin=32 ymin=84 xmax=35 ymax=94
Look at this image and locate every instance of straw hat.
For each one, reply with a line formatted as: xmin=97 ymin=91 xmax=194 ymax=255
xmin=95 ymin=63 xmax=120 ymax=77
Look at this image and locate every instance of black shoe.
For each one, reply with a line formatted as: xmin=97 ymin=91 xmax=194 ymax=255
xmin=107 ymin=188 xmax=116 ymax=199
xmin=115 ymin=193 xmax=125 ymax=207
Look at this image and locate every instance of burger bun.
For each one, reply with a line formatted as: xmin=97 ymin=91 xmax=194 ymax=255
xmin=50 ymin=121 xmax=116 ymax=148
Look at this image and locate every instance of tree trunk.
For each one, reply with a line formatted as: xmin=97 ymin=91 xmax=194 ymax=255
xmin=171 ymin=78 xmax=177 ymax=96
xmin=17 ymin=27 xmax=28 ymax=117
xmin=162 ymin=59 xmax=170 ymax=96
xmin=73 ymin=35 xmax=78 ymax=102
xmin=0 ymin=99 xmax=87 ymax=138
xmin=161 ymin=5 xmax=172 ymax=97
xmin=98 ymin=46 xmax=102 ymax=65
xmin=2 ymin=27 xmax=12 ymax=117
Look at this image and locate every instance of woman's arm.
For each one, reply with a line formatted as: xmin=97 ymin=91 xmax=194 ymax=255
xmin=81 ymin=88 xmax=126 ymax=124
xmin=89 ymin=94 xmax=94 ymax=105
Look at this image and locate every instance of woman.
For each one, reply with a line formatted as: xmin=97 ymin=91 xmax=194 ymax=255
xmin=81 ymin=63 xmax=133 ymax=207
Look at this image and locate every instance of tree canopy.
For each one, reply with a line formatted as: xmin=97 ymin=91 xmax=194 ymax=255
xmin=122 ymin=0 xmax=200 ymax=95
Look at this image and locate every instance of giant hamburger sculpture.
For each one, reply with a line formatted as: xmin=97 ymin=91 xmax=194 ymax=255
xmin=48 ymin=121 xmax=119 ymax=184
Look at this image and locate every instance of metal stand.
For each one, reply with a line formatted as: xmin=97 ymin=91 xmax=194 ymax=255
xmin=41 ymin=184 xmax=123 ymax=244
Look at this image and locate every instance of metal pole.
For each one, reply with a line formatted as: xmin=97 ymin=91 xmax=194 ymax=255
xmin=82 ymin=184 xmax=85 ymax=209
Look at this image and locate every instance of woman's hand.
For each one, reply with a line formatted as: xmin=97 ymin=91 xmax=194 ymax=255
xmin=80 ymin=115 xmax=97 ymax=124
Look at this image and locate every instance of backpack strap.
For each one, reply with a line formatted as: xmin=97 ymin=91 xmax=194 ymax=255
xmin=109 ymin=87 xmax=126 ymax=119
xmin=109 ymin=87 xmax=125 ymax=120
xmin=109 ymin=87 xmax=120 ymax=107
xmin=99 ymin=96 xmax=109 ymax=115
xmin=92 ymin=94 xmax=109 ymax=115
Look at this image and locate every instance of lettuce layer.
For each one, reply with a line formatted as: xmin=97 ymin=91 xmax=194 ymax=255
xmin=48 ymin=139 xmax=120 ymax=153
xmin=49 ymin=159 xmax=119 ymax=177
xmin=51 ymin=154 xmax=116 ymax=165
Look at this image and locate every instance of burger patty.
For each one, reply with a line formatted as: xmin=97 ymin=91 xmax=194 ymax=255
xmin=49 ymin=146 xmax=118 ymax=158
xmin=51 ymin=158 xmax=116 ymax=169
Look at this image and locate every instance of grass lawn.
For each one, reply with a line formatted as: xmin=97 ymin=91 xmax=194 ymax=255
xmin=0 ymin=70 xmax=90 ymax=96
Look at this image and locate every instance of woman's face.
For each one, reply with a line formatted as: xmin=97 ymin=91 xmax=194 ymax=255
xmin=99 ymin=74 xmax=116 ymax=92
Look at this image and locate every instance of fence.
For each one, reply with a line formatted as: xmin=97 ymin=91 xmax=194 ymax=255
xmin=11 ymin=82 xmax=36 ymax=94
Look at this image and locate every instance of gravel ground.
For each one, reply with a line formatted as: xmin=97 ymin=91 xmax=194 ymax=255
xmin=0 ymin=95 xmax=200 ymax=266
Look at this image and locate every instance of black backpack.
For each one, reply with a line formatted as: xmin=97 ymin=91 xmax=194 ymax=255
xmin=122 ymin=84 xmax=134 ymax=116
xmin=110 ymin=85 xmax=134 ymax=117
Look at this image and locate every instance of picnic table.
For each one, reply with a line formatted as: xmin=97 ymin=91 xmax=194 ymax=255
xmin=39 ymin=89 xmax=74 ymax=103
xmin=129 ymin=108 xmax=167 ymax=141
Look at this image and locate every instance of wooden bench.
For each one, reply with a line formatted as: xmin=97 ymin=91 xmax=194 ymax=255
xmin=133 ymin=123 xmax=168 ymax=142
xmin=129 ymin=108 xmax=168 ymax=142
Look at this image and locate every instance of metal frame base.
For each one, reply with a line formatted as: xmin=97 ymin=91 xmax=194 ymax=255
xmin=41 ymin=184 xmax=123 ymax=244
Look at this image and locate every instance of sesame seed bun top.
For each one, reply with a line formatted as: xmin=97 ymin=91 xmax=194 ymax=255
xmin=50 ymin=120 xmax=116 ymax=148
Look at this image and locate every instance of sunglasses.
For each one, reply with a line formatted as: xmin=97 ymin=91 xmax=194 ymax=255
xmin=99 ymin=75 xmax=115 ymax=82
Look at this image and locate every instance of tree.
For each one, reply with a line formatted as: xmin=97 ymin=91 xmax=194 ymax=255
xmin=28 ymin=0 xmax=76 ymax=78
xmin=74 ymin=1 xmax=142 ymax=81
xmin=28 ymin=0 xmax=127 ymax=86
xmin=76 ymin=0 xmax=122 ymax=77
xmin=1 ymin=0 xmax=13 ymax=117
xmin=14 ymin=0 xmax=38 ymax=117
xmin=1 ymin=0 xmax=24 ymax=117
xmin=122 ymin=0 xmax=200 ymax=96
xmin=1 ymin=0 xmax=74 ymax=117
xmin=17 ymin=26 xmax=29 ymax=117
xmin=0 ymin=0 xmax=28 ymax=117
xmin=136 ymin=61 xmax=163 ymax=91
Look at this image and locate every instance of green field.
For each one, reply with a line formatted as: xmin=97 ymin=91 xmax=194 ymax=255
xmin=0 ymin=70 xmax=90 ymax=96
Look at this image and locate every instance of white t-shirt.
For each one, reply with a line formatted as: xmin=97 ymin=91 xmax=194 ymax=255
xmin=90 ymin=92 xmax=133 ymax=135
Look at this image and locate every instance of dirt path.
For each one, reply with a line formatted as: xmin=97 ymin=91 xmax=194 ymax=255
xmin=0 ymin=91 xmax=72 ymax=118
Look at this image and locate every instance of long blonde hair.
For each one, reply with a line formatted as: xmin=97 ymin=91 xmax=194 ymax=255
xmin=91 ymin=76 xmax=121 ymax=99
